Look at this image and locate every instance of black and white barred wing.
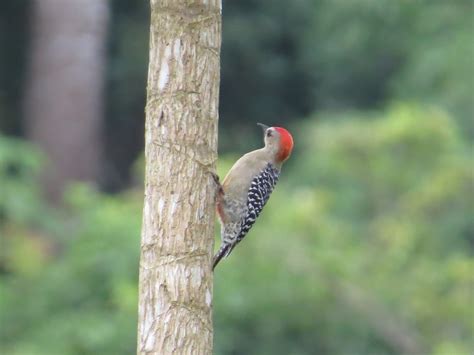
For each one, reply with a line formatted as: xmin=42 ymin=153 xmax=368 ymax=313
xmin=224 ymin=163 xmax=280 ymax=256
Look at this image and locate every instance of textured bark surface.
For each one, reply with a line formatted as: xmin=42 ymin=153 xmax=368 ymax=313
xmin=24 ymin=0 xmax=108 ymax=201
xmin=137 ymin=1 xmax=221 ymax=354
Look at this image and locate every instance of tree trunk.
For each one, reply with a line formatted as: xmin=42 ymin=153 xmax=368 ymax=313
xmin=137 ymin=1 xmax=221 ymax=354
xmin=23 ymin=0 xmax=109 ymax=202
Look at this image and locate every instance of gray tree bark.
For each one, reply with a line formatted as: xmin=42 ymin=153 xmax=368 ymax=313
xmin=137 ymin=1 xmax=221 ymax=354
xmin=24 ymin=0 xmax=109 ymax=202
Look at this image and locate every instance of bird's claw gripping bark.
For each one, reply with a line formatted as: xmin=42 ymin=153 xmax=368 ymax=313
xmin=210 ymin=171 xmax=220 ymax=184
xmin=210 ymin=171 xmax=224 ymax=195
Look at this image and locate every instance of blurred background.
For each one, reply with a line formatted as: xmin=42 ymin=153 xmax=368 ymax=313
xmin=1 ymin=0 xmax=473 ymax=354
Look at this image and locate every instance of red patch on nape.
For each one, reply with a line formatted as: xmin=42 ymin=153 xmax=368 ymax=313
xmin=274 ymin=127 xmax=294 ymax=162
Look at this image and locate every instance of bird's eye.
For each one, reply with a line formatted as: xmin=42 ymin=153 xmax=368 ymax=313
xmin=266 ymin=130 xmax=272 ymax=137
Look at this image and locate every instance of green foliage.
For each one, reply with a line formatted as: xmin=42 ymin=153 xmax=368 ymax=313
xmin=0 ymin=136 xmax=45 ymax=226
xmin=220 ymin=0 xmax=473 ymax=153
xmin=1 ymin=1 xmax=471 ymax=183
xmin=391 ymin=2 xmax=474 ymax=139
xmin=2 ymin=105 xmax=472 ymax=354
xmin=0 ymin=139 xmax=142 ymax=354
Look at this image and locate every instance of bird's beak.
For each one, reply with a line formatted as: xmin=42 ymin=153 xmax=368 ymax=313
xmin=257 ymin=123 xmax=270 ymax=132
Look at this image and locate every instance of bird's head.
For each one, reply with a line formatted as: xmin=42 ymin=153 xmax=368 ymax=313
xmin=257 ymin=123 xmax=294 ymax=163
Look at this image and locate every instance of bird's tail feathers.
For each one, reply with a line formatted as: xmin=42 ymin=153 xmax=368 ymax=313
xmin=212 ymin=243 xmax=231 ymax=270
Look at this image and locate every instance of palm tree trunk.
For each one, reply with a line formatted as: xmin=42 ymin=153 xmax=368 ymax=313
xmin=24 ymin=0 xmax=109 ymax=202
xmin=137 ymin=1 xmax=222 ymax=353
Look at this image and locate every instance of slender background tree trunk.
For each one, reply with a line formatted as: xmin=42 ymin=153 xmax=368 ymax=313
xmin=24 ymin=0 xmax=109 ymax=202
xmin=137 ymin=1 xmax=221 ymax=354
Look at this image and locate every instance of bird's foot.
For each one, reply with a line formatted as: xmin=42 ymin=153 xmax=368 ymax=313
xmin=209 ymin=171 xmax=224 ymax=195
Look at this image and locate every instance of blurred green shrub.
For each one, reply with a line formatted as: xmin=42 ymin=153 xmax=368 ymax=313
xmin=0 ymin=137 xmax=142 ymax=354
xmin=1 ymin=186 xmax=142 ymax=354
xmin=0 ymin=136 xmax=45 ymax=225
xmin=391 ymin=2 xmax=474 ymax=139
xmin=1 ymin=104 xmax=472 ymax=354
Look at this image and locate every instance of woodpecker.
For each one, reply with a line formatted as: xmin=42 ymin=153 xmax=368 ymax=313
xmin=212 ymin=123 xmax=294 ymax=270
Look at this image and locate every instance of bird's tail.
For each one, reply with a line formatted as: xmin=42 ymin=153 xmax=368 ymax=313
xmin=212 ymin=243 xmax=231 ymax=270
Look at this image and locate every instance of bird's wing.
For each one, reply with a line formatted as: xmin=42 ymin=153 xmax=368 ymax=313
xmin=225 ymin=163 xmax=280 ymax=256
